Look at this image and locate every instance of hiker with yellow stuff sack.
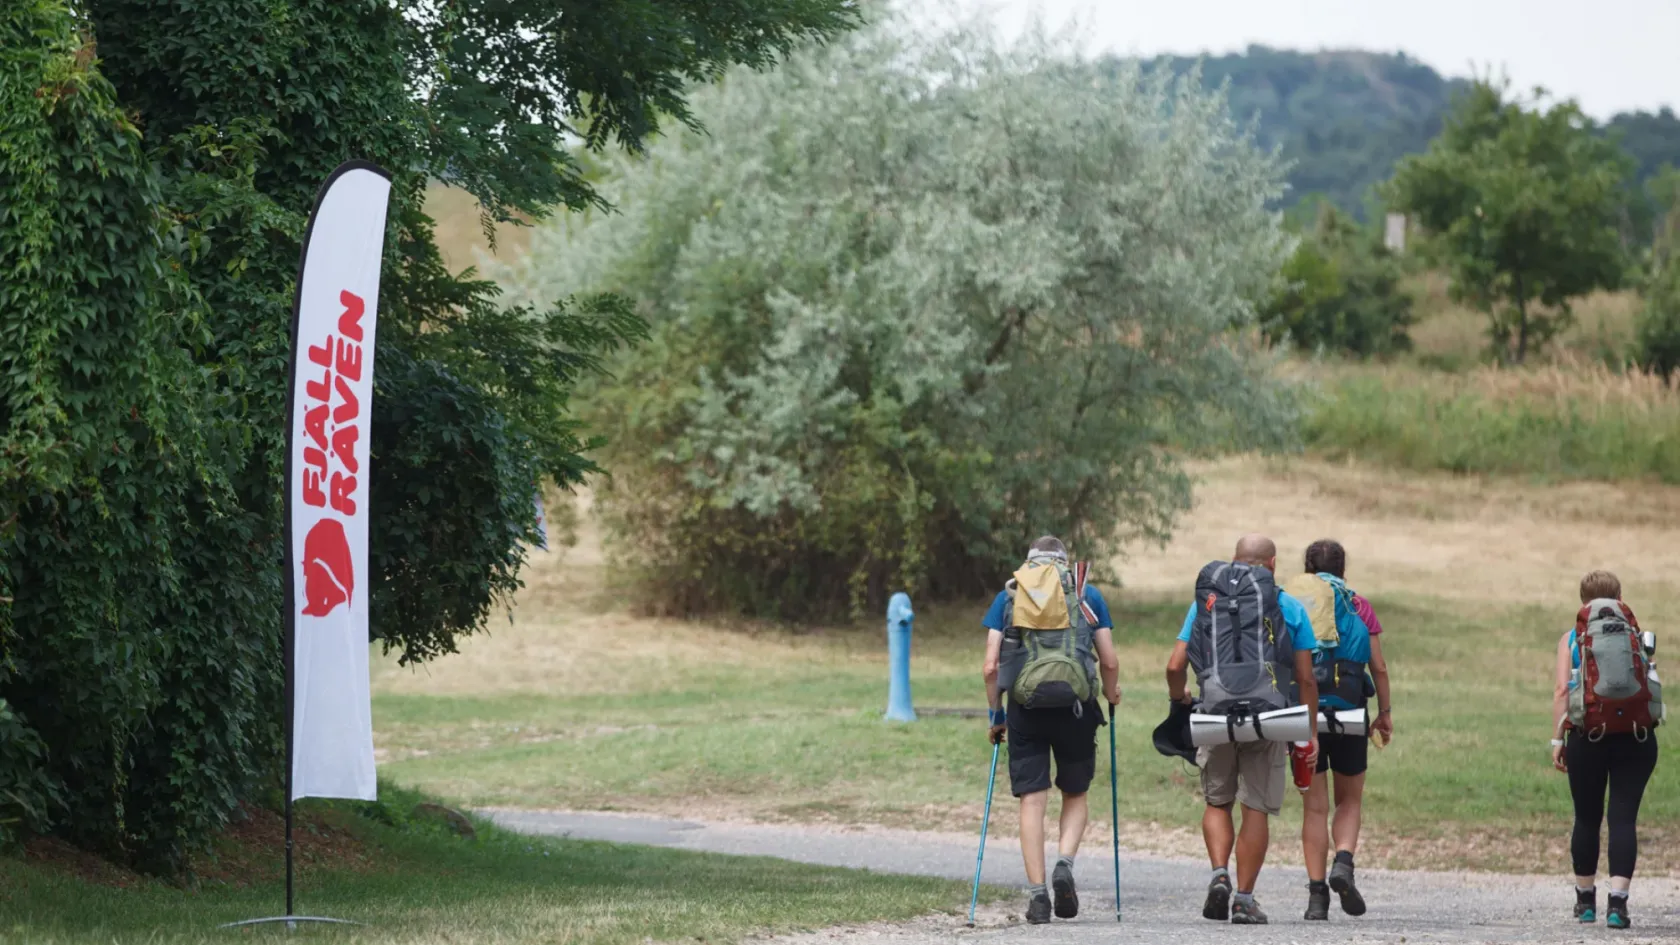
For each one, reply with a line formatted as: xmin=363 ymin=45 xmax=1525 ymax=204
xmin=1281 ymin=539 xmax=1392 ymax=922
xmin=982 ymin=536 xmax=1121 ymax=924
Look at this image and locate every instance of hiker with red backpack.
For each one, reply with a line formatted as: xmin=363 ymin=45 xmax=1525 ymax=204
xmin=1282 ymin=540 xmax=1392 ymax=921
xmin=982 ymin=536 xmax=1122 ymax=924
xmin=1165 ymin=534 xmax=1319 ymax=925
xmin=1553 ymin=570 xmax=1664 ymax=930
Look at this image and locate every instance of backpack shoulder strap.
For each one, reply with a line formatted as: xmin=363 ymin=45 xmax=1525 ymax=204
xmin=1073 ymin=561 xmax=1099 ymax=627
xmin=1055 ymin=563 xmax=1081 ymax=655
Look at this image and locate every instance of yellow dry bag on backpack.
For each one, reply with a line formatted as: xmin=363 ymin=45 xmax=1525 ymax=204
xmin=1011 ymin=561 xmax=1073 ymax=630
xmin=999 ymin=559 xmax=1096 ymax=709
xmin=1283 ymin=572 xmax=1340 ymax=648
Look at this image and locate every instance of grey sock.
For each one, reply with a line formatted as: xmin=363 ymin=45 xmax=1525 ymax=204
xmin=1578 ymin=885 xmax=1598 ymax=895
xmin=1233 ymin=891 xmax=1255 ymax=905
xmin=1028 ymin=882 xmax=1048 ymax=899
xmin=1057 ymin=854 xmax=1075 ymax=870
xmin=1609 ymin=891 xmax=1628 ymax=901
xmin=1211 ymin=866 xmax=1230 ymax=882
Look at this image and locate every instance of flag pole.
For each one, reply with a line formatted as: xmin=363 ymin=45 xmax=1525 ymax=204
xmin=285 ymin=597 xmax=295 ymax=919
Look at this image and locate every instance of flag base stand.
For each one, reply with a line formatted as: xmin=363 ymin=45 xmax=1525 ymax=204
xmin=215 ymin=799 xmax=365 ymax=931
xmin=219 ymin=916 xmax=360 ymax=930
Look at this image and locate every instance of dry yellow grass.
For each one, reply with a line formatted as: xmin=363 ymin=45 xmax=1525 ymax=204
xmin=1115 ymin=455 xmax=1680 ymax=625
xmin=1299 ymin=354 xmax=1680 ymax=410
xmin=424 ymin=184 xmax=533 ymax=274
xmin=372 ymin=492 xmax=859 ymax=697
xmin=380 ymin=457 xmax=1680 ymax=697
xmin=1406 ymin=269 xmax=1643 ymax=364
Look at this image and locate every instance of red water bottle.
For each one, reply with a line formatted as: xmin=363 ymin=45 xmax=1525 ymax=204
xmin=1290 ymin=741 xmax=1314 ymax=793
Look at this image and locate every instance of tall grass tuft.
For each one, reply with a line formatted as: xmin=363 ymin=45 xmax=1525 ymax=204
xmin=1305 ymin=358 xmax=1680 ymax=482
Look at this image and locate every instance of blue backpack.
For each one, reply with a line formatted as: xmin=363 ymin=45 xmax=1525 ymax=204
xmin=1283 ymin=572 xmax=1372 ymax=711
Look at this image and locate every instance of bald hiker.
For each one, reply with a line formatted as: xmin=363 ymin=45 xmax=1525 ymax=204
xmin=1165 ymin=534 xmax=1319 ymax=925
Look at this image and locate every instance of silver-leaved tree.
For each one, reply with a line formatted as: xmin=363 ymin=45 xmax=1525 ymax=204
xmin=506 ymin=15 xmax=1299 ymax=618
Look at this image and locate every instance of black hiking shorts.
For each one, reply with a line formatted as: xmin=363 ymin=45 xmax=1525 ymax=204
xmin=1006 ymin=701 xmax=1101 ymax=797
xmin=1316 ymin=730 xmax=1369 ymax=777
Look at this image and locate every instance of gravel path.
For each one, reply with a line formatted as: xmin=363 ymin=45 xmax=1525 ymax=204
xmin=489 ymin=809 xmax=1680 ymax=944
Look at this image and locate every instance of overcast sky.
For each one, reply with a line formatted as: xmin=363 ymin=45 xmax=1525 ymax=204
xmin=942 ymin=0 xmax=1678 ymax=120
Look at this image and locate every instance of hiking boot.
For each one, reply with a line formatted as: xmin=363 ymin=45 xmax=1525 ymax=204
xmin=1051 ymin=860 xmax=1079 ymax=919
xmin=1230 ymin=897 xmax=1269 ymax=925
xmin=1304 ymin=881 xmax=1330 ymax=921
xmin=1328 ymin=858 xmax=1367 ymax=916
xmin=1202 ymin=874 xmax=1232 ymax=921
xmin=1607 ymin=894 xmax=1630 ymax=930
xmin=1026 ymin=890 xmax=1052 ymax=925
xmin=1575 ymin=887 xmax=1598 ymax=923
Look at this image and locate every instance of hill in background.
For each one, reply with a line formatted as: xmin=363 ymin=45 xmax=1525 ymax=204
xmin=1133 ymin=45 xmax=1680 ymax=216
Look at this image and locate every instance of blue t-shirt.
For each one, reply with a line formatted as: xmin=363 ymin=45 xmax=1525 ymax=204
xmin=1324 ymin=597 xmax=1373 ymax=665
xmin=1175 ymin=589 xmax=1317 ymax=654
xmin=984 ymin=585 xmax=1112 ymax=631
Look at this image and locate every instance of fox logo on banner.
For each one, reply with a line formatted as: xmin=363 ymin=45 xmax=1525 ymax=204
xmin=287 ymin=161 xmax=391 ymax=802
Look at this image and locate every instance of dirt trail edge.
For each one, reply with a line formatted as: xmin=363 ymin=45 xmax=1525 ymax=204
xmin=488 ymin=808 xmax=1680 ymax=944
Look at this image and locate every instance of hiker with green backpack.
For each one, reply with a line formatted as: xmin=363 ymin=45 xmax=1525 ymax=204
xmin=982 ymin=536 xmax=1121 ymax=925
xmin=1553 ymin=570 xmax=1663 ymax=930
xmin=1281 ymin=539 xmax=1392 ymax=922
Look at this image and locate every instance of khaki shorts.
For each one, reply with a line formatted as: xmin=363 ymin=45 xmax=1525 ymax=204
xmin=1197 ymin=740 xmax=1288 ymax=816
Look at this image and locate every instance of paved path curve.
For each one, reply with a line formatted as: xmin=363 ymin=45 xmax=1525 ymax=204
xmin=489 ymin=809 xmax=1680 ymax=944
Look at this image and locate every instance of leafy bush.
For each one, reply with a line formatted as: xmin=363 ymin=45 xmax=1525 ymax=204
xmin=1262 ymin=206 xmax=1415 ymax=356
xmin=1636 ymin=260 xmax=1680 ymax=380
xmin=1 ymin=0 xmax=846 ymax=870
xmin=0 ymin=0 xmax=248 ymax=866
xmin=1385 ymin=82 xmax=1632 ymax=364
xmin=1635 ymin=169 xmax=1680 ymax=378
xmin=505 ymin=17 xmax=1298 ymax=619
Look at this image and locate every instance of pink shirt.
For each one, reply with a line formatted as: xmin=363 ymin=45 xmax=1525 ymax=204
xmin=1352 ymin=593 xmax=1383 ymax=636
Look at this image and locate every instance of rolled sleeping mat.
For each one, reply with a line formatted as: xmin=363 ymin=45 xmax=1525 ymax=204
xmin=1188 ymin=704 xmax=1314 ymax=746
xmin=1317 ymin=707 xmax=1368 ymax=736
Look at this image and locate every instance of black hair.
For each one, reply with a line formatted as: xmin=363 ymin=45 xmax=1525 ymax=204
xmin=1304 ymin=539 xmax=1346 ymax=579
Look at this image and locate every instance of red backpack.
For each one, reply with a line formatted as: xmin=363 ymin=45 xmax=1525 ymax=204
xmin=1568 ymin=599 xmax=1661 ymax=735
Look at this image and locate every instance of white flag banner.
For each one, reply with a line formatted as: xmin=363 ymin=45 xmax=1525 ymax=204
xmin=286 ymin=161 xmax=391 ymax=801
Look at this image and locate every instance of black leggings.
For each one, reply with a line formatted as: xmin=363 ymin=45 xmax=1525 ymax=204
xmin=1567 ymin=731 xmax=1659 ymax=878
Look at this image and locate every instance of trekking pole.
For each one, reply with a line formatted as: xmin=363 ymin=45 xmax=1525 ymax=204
xmin=1108 ymin=702 xmax=1122 ymax=922
xmin=967 ymin=740 xmax=1001 ymax=927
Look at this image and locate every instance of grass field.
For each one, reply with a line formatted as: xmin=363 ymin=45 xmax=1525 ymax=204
xmin=374 ymin=461 xmax=1680 ymax=875
xmin=1301 ymin=271 xmax=1679 ymax=485
xmin=1403 ymin=270 xmax=1642 ymax=369
xmin=0 ymin=785 xmax=980 ymax=945
xmin=1303 ymin=359 xmax=1680 ymax=483
xmin=403 ymin=185 xmax=1680 ymax=875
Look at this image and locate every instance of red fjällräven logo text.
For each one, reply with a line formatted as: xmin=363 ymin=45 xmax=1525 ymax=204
xmin=300 ymin=290 xmax=365 ymax=618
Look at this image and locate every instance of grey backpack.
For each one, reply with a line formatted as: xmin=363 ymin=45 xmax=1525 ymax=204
xmin=1187 ymin=560 xmax=1293 ymax=715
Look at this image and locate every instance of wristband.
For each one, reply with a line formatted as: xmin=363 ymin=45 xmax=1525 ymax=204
xmin=1377 ymin=708 xmax=1392 ymax=716
xmin=1551 ymin=738 xmax=1565 ymax=748
xmin=989 ymin=708 xmax=1007 ymax=726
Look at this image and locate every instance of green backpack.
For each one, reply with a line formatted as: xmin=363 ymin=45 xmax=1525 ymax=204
xmin=1000 ymin=559 xmax=1097 ymax=710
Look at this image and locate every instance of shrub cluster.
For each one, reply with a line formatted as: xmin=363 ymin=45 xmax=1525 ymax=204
xmin=505 ymin=20 xmax=1298 ymax=618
